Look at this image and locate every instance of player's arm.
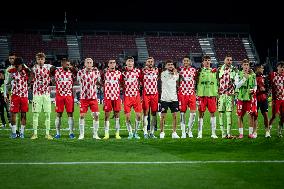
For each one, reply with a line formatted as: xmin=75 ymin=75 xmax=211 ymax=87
xmin=3 ymin=71 xmax=13 ymax=101
xmin=234 ymin=72 xmax=247 ymax=89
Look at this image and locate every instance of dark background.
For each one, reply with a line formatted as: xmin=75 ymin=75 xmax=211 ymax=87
xmin=0 ymin=0 xmax=283 ymax=63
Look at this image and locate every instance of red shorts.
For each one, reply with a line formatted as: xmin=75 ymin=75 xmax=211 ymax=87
xmin=143 ymin=93 xmax=158 ymax=113
xmin=272 ymin=100 xmax=284 ymax=115
xmin=124 ymin=95 xmax=142 ymax=113
xmin=237 ymin=100 xmax=257 ymax=117
xmin=179 ymin=93 xmax=196 ymax=112
xmin=198 ymin=96 xmax=216 ymax=113
xmin=10 ymin=95 xmax=28 ymax=113
xmin=55 ymin=95 xmax=74 ymax=113
xmin=104 ymin=98 xmax=121 ymax=112
xmin=80 ymin=99 xmax=99 ymax=113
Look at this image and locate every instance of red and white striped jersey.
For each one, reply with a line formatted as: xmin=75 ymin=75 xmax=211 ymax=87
xmin=179 ymin=67 xmax=197 ymax=95
xmin=10 ymin=70 xmax=28 ymax=98
xmin=142 ymin=67 xmax=159 ymax=95
xmin=122 ymin=67 xmax=141 ymax=97
xmin=103 ymin=69 xmax=122 ymax=100
xmin=32 ymin=64 xmax=52 ymax=96
xmin=218 ymin=67 xmax=234 ymax=95
xmin=77 ymin=68 xmax=100 ymax=100
xmin=270 ymin=72 xmax=284 ymax=100
xmin=55 ymin=68 xmax=75 ymax=96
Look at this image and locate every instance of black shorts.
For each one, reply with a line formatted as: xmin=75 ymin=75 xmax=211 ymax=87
xmin=257 ymin=100 xmax=268 ymax=113
xmin=160 ymin=101 xmax=179 ymax=113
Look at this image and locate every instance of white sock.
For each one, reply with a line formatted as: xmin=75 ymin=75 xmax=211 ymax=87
xmin=180 ymin=112 xmax=186 ymax=134
xmin=105 ymin=121 xmax=110 ymax=135
xmin=135 ymin=119 xmax=141 ymax=133
xmin=249 ymin=127 xmax=253 ymax=135
xmin=20 ymin=125 xmax=25 ymax=134
xmin=198 ymin=118 xmax=203 ymax=134
xmin=93 ymin=120 xmax=99 ymax=136
xmin=150 ymin=115 xmax=157 ymax=134
xmin=143 ymin=116 xmax=148 ymax=135
xmin=239 ymin=128 xmax=243 ymax=135
xmin=68 ymin=117 xmax=74 ymax=134
xmin=188 ymin=113 xmax=196 ymax=132
xmin=126 ymin=121 xmax=132 ymax=134
xmin=115 ymin=118 xmax=120 ymax=133
xmin=55 ymin=117 xmax=61 ymax=135
xmin=11 ymin=125 xmax=16 ymax=134
xmin=79 ymin=118 xmax=85 ymax=136
xmin=210 ymin=116 xmax=216 ymax=135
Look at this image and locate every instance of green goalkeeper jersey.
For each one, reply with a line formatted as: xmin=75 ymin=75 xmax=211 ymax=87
xmin=197 ymin=67 xmax=218 ymax=97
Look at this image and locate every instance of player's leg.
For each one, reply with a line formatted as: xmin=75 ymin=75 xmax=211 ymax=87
xmin=188 ymin=95 xmax=196 ymax=138
xmin=91 ymin=99 xmax=100 ymax=139
xmin=113 ymin=99 xmax=121 ymax=139
xmin=142 ymin=95 xmax=150 ymax=138
xmin=10 ymin=112 xmax=17 ymax=138
xmin=218 ymin=94 xmax=226 ymax=137
xmin=55 ymin=95 xmax=64 ymax=138
xmin=55 ymin=112 xmax=62 ymax=138
xmin=66 ymin=95 xmax=75 ymax=139
xmin=237 ymin=100 xmax=245 ymax=138
xmin=103 ymin=111 xmax=111 ymax=139
xmin=159 ymin=101 xmax=167 ymax=139
xmin=19 ymin=112 xmax=26 ymax=138
xmin=269 ymin=100 xmax=277 ymax=130
xmin=114 ymin=111 xmax=121 ymax=139
xmin=170 ymin=101 xmax=179 ymax=138
xmin=179 ymin=94 xmax=187 ymax=138
xmin=208 ymin=97 xmax=217 ymax=138
xmin=197 ymin=97 xmax=206 ymax=138
xmin=78 ymin=99 xmax=87 ymax=139
xmin=248 ymin=111 xmax=258 ymax=138
xmin=225 ymin=95 xmax=234 ymax=138
xmin=43 ymin=94 xmax=52 ymax=139
xmin=124 ymin=96 xmax=133 ymax=139
xmin=78 ymin=112 xmax=86 ymax=140
xmin=133 ymin=95 xmax=142 ymax=139
xmin=149 ymin=94 xmax=158 ymax=138
xmin=92 ymin=112 xmax=100 ymax=139
xmin=260 ymin=100 xmax=269 ymax=137
xmin=31 ymin=95 xmax=42 ymax=139
xmin=103 ymin=99 xmax=111 ymax=139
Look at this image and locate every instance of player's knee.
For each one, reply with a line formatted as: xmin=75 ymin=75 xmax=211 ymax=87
xmin=92 ymin=112 xmax=99 ymax=120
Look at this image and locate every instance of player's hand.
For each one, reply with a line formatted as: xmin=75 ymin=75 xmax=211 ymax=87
xmin=250 ymin=89 xmax=255 ymax=94
xmin=173 ymin=68 xmax=178 ymax=75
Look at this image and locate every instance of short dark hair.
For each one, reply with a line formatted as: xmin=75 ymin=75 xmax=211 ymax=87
xmin=165 ymin=59 xmax=173 ymax=64
xmin=9 ymin=52 xmax=16 ymax=56
xmin=242 ymin=59 xmax=250 ymax=64
xmin=61 ymin=57 xmax=69 ymax=62
xmin=225 ymin=54 xmax=232 ymax=58
xmin=277 ymin=61 xmax=284 ymax=68
xmin=14 ymin=57 xmax=24 ymax=66
xmin=183 ymin=55 xmax=190 ymax=60
xmin=125 ymin=56 xmax=134 ymax=61
xmin=255 ymin=64 xmax=263 ymax=68
xmin=202 ymin=55 xmax=211 ymax=61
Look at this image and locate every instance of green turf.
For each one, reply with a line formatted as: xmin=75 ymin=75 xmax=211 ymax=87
xmin=0 ymin=104 xmax=283 ymax=189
